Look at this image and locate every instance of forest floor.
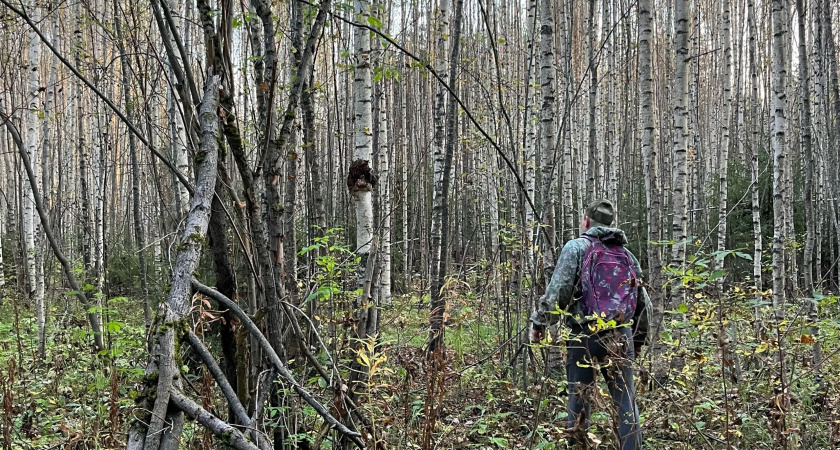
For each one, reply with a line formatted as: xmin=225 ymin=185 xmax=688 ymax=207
xmin=2 ymin=275 xmax=840 ymax=449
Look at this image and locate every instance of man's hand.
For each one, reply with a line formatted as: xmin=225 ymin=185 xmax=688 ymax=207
xmin=530 ymin=324 xmax=545 ymax=343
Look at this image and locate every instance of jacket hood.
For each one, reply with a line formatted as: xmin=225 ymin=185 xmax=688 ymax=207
xmin=583 ymin=226 xmax=628 ymax=245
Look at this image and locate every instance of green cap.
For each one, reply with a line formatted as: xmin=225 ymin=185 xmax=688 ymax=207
xmin=586 ymin=199 xmax=615 ymax=226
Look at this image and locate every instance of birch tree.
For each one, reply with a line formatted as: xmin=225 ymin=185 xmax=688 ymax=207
xmin=638 ymin=0 xmax=663 ymax=361
xmin=428 ymin=0 xmax=450 ymax=353
xmin=671 ymin=0 xmax=690 ymax=313
xmin=23 ymin=0 xmax=45 ymax=358
xmin=538 ymin=0 xmax=557 ymax=275
xmin=771 ymin=0 xmax=787 ymax=322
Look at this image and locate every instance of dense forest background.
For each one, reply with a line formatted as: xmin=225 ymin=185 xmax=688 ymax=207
xmin=1 ymin=0 xmax=840 ymax=448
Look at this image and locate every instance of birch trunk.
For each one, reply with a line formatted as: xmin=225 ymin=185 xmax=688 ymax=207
xmin=114 ymin=0 xmax=151 ymax=331
xmin=716 ymin=0 xmax=733 ymax=274
xmin=523 ymin=0 xmax=538 ymax=274
xmin=350 ymin=0 xmax=376 ymax=341
xmin=770 ymin=0 xmax=790 ymax=440
xmin=796 ymin=0 xmax=822 ymax=398
xmin=538 ymin=0 xmax=557 ymax=275
xmin=92 ymin=0 xmax=106 ymax=293
xmin=166 ymin=0 xmax=190 ymax=216
xmin=560 ymin=0 xmax=574 ymax=241
xmin=586 ymin=0 xmax=598 ymax=200
xmin=428 ymin=0 xmax=450 ymax=353
xmin=771 ymin=0 xmax=787 ymax=323
xmin=747 ymin=0 xmax=763 ymax=328
xmin=671 ymin=0 xmax=690 ymax=311
xmin=23 ymin=0 xmax=45 ymax=358
xmin=375 ymin=30 xmax=392 ymax=306
xmin=638 ymin=0 xmax=663 ymax=361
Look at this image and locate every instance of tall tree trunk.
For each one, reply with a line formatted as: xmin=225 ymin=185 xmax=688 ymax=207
xmin=523 ymin=0 xmax=538 ymax=276
xmin=561 ymin=0 xmax=574 ymax=241
xmin=770 ymin=0 xmax=788 ymax=324
xmin=638 ymin=0 xmax=663 ymax=365
xmin=23 ymin=0 xmax=45 ymax=359
xmin=114 ymin=0 xmax=151 ymax=332
xmin=350 ymin=0 xmax=376 ymax=343
xmin=797 ymin=0 xmax=823 ymax=400
xmin=770 ymin=0 xmax=790 ymax=443
xmin=716 ymin=0 xmax=733 ymax=274
xmin=747 ymin=0 xmax=763 ymax=333
xmin=586 ymin=0 xmax=598 ymax=200
xmin=538 ymin=0 xmax=557 ymax=277
xmin=374 ymin=1 xmax=392 ymax=306
xmin=427 ymin=0 xmax=450 ymax=354
xmin=671 ymin=0 xmax=690 ymax=311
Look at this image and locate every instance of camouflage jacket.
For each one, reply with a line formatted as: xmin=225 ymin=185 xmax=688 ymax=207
xmin=529 ymin=226 xmax=651 ymax=346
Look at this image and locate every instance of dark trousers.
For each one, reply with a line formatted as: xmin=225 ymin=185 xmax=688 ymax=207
xmin=565 ymin=326 xmax=641 ymax=450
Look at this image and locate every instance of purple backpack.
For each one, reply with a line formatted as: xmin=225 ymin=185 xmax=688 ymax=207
xmin=579 ymin=235 xmax=638 ymax=323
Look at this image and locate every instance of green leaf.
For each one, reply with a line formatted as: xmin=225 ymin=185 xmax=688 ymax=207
xmin=488 ymin=437 xmax=508 ymax=447
xmin=367 ymin=15 xmax=382 ymax=29
xmin=709 ymin=270 xmax=726 ymax=281
xmin=734 ymin=251 xmax=753 ymax=261
xmin=678 ymin=303 xmax=688 ymax=313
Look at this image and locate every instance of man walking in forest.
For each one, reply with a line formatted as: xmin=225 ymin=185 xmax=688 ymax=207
xmin=530 ymin=199 xmax=650 ymax=450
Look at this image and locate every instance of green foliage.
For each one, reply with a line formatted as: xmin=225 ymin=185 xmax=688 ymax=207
xmin=300 ymin=227 xmax=360 ymax=303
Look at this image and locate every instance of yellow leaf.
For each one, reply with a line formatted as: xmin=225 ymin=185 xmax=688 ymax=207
xmin=755 ymin=343 xmax=769 ymax=354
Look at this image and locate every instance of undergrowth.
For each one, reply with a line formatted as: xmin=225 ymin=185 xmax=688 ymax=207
xmin=3 ymin=256 xmax=840 ymax=449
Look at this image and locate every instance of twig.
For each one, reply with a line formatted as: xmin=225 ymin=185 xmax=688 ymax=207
xmin=191 ymin=279 xmax=365 ymax=448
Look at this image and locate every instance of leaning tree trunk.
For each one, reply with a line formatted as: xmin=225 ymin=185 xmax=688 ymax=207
xmin=126 ymin=75 xmax=221 ymax=450
xmin=3 ymin=113 xmax=104 ymax=354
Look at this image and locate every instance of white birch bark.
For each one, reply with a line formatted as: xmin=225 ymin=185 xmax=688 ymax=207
xmin=716 ymin=0 xmax=732 ymax=272
xmin=377 ymin=77 xmax=391 ymax=306
xmin=671 ymin=0 xmax=690 ymax=310
xmin=523 ymin=0 xmax=538 ymax=273
xmin=538 ymin=0 xmax=556 ymax=273
xmin=0 ymin=133 xmax=4 ymax=292
xmin=92 ymin=0 xmax=106 ymax=292
xmin=639 ymin=0 xmax=663 ymax=359
xmin=747 ymin=0 xmax=763 ymax=324
xmin=771 ymin=0 xmax=788 ymax=320
xmin=166 ymin=0 xmax=190 ymax=216
xmin=560 ymin=0 xmax=574 ymax=241
xmin=586 ymin=0 xmax=598 ymax=200
xmin=429 ymin=0 xmax=449 ymax=313
xmin=351 ymin=0 xmax=375 ymax=325
xmin=23 ymin=0 xmax=45 ymax=358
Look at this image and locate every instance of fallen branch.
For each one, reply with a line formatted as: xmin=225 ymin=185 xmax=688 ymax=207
xmin=185 ymin=331 xmax=269 ymax=449
xmin=169 ymin=390 xmax=260 ymax=450
xmin=192 ymin=279 xmax=365 ymax=448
